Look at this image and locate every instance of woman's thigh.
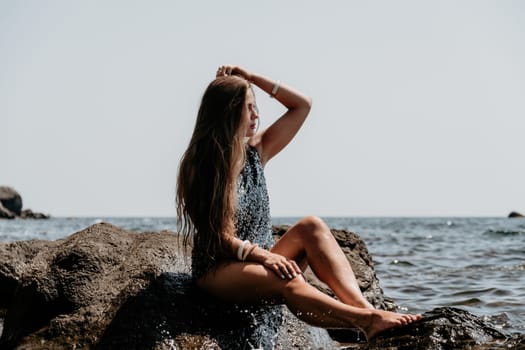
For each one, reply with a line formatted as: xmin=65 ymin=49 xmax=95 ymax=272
xmin=197 ymin=261 xmax=304 ymax=304
xmin=198 ymin=217 xmax=326 ymax=303
xmin=271 ymin=216 xmax=326 ymax=270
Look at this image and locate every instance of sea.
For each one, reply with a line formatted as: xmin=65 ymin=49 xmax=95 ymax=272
xmin=1 ymin=216 xmax=524 ymax=337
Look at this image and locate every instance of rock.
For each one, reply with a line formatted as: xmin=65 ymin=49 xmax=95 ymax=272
xmin=345 ymin=307 xmax=525 ymax=350
xmin=18 ymin=209 xmax=50 ymax=219
xmin=0 ymin=186 xmax=49 ymax=219
xmin=0 ymin=223 xmax=336 ymax=349
xmin=508 ymin=211 xmax=524 ymax=218
xmin=0 ymin=202 xmax=15 ymax=219
xmin=0 ymin=187 xmax=22 ymax=216
xmin=2 ymin=223 xmax=523 ymax=349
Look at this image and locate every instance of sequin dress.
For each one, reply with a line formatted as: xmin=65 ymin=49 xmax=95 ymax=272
xmin=191 ymin=145 xmax=283 ymax=349
xmin=235 ymin=146 xmax=275 ymax=250
xmin=191 ymin=145 xmax=275 ymax=279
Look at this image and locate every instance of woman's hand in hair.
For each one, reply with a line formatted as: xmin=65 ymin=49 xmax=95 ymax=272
xmin=216 ymin=65 xmax=253 ymax=81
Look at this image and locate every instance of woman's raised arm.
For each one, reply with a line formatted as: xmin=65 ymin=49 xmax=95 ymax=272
xmin=217 ymin=65 xmax=312 ymax=166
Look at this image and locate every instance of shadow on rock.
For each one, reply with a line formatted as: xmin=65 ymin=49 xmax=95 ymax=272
xmin=96 ymin=272 xmax=285 ymax=350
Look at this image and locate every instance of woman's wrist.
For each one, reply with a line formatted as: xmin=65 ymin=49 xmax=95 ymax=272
xmin=235 ymin=240 xmax=261 ymax=261
xmin=236 ymin=240 xmax=250 ymax=260
xmin=243 ymin=243 xmax=258 ymax=260
xmin=250 ymin=73 xmax=278 ymax=97
xmin=244 ymin=244 xmax=267 ymax=263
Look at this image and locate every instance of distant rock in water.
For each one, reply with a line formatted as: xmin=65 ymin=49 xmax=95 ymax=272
xmin=1 ymin=223 xmax=523 ymax=349
xmin=508 ymin=211 xmax=524 ymax=218
xmin=0 ymin=186 xmax=22 ymax=218
xmin=0 ymin=186 xmax=49 ymax=219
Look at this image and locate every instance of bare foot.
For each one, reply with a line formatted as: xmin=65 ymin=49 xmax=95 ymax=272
xmin=361 ymin=309 xmax=422 ymax=340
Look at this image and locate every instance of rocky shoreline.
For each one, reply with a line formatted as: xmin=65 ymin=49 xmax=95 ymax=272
xmin=0 ymin=223 xmax=523 ymax=349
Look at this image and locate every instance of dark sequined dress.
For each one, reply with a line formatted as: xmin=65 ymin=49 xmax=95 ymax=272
xmin=191 ymin=145 xmax=282 ymax=349
xmin=235 ymin=146 xmax=275 ymax=251
xmin=191 ymin=145 xmax=275 ymax=279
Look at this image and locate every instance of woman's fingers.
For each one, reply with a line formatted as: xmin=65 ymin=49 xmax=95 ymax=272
xmin=270 ymin=261 xmax=292 ymax=279
xmin=271 ymin=263 xmax=286 ymax=279
xmin=278 ymin=259 xmax=301 ymax=280
xmin=216 ymin=66 xmax=225 ymax=77
xmin=216 ymin=65 xmax=251 ymax=81
xmin=280 ymin=263 xmax=293 ymax=279
xmin=216 ymin=65 xmax=233 ymax=77
xmin=289 ymin=259 xmax=302 ymax=276
xmin=264 ymin=252 xmax=302 ymax=280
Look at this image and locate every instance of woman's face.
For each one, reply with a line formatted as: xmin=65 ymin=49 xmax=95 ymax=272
xmin=240 ymin=88 xmax=259 ymax=138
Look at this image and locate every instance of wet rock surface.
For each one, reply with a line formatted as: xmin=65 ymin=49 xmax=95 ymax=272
xmin=344 ymin=307 xmax=525 ymax=350
xmin=1 ymin=223 xmax=523 ymax=349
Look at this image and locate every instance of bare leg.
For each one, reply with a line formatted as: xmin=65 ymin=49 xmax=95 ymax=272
xmin=272 ymin=216 xmax=374 ymax=309
xmin=197 ymin=261 xmax=421 ymax=339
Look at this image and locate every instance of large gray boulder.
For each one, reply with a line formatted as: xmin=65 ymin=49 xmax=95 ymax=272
xmin=0 ymin=223 xmax=336 ymax=349
xmin=1 ymin=223 xmax=523 ymax=349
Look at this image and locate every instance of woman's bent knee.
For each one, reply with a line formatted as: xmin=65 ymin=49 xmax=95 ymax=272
xmin=298 ymin=215 xmax=329 ymax=232
xmin=294 ymin=216 xmax=332 ymax=245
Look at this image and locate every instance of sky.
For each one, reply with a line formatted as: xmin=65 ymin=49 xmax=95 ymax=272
xmin=2 ymin=1 xmax=524 ymax=217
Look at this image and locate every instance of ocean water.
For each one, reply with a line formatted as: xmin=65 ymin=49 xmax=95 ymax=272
xmin=1 ymin=216 xmax=524 ymax=336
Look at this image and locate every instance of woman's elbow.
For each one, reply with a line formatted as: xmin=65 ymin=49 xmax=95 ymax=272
xmin=300 ymin=96 xmax=313 ymax=116
xmin=304 ymin=96 xmax=313 ymax=110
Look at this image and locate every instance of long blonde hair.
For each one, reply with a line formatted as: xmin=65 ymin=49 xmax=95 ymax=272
xmin=176 ymin=75 xmax=249 ymax=261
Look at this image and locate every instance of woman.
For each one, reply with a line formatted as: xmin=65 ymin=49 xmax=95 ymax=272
xmin=176 ymin=65 xmax=421 ymax=340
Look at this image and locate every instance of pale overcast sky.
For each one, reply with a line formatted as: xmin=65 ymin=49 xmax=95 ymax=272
xmin=2 ymin=1 xmax=524 ymax=217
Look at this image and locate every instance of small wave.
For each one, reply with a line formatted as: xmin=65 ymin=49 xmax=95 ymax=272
xmin=439 ymin=263 xmax=525 ymax=277
xmin=448 ymin=297 xmax=483 ymax=306
xmin=390 ymin=259 xmax=415 ymax=266
xmin=450 ymin=288 xmax=497 ymax=297
xmin=483 ymin=229 xmax=525 ymax=236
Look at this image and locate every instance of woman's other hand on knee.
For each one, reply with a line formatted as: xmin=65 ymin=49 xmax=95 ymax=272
xmin=251 ymin=247 xmax=302 ymax=280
